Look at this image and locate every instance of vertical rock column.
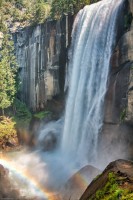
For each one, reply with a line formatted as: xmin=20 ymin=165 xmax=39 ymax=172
xmin=14 ymin=18 xmax=67 ymax=111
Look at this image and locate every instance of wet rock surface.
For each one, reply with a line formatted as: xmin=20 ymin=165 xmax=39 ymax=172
xmin=101 ymin=0 xmax=133 ymax=161
xmin=0 ymin=164 xmax=22 ymax=199
xmin=41 ymin=132 xmax=57 ymax=151
xmin=0 ymin=163 xmax=41 ymax=200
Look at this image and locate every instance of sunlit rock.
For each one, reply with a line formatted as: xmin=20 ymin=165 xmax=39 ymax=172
xmin=13 ymin=18 xmax=68 ymax=111
xmin=58 ymin=165 xmax=101 ymax=200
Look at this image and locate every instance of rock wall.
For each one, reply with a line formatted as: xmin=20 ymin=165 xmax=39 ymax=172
xmin=14 ymin=16 xmax=73 ymax=111
xmin=99 ymin=0 xmax=133 ymax=164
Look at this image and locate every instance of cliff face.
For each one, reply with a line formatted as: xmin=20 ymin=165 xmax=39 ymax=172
xmin=104 ymin=0 xmax=132 ymax=124
xmin=14 ymin=17 xmax=72 ymax=111
xmin=99 ymin=0 xmax=133 ymax=164
xmin=14 ymin=1 xmax=133 ymax=158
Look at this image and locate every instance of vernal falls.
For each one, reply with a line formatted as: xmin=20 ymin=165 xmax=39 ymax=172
xmin=0 ymin=0 xmax=125 ymax=199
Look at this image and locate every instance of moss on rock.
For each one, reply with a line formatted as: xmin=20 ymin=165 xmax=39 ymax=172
xmin=90 ymin=172 xmax=133 ymax=200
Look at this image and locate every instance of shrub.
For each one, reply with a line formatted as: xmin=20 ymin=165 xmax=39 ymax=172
xmin=34 ymin=111 xmax=52 ymax=119
xmin=13 ymin=99 xmax=32 ymax=127
xmin=0 ymin=116 xmax=17 ymax=145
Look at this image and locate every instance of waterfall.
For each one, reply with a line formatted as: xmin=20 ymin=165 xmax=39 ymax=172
xmin=0 ymin=1 xmax=125 ymax=198
xmin=61 ymin=0 xmax=124 ymax=164
xmin=35 ymin=0 xmax=125 ymax=189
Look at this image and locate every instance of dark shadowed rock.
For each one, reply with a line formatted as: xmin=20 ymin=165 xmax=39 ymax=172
xmin=42 ymin=132 xmax=57 ymax=151
xmin=101 ymin=0 xmax=133 ymax=162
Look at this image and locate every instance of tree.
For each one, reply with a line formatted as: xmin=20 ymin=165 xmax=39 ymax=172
xmin=51 ymin=0 xmax=90 ymax=18
xmin=50 ymin=0 xmax=99 ymax=18
xmin=0 ymin=33 xmax=17 ymax=114
xmin=32 ymin=0 xmax=51 ymax=24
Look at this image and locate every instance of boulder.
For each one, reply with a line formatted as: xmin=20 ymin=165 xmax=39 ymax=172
xmin=0 ymin=164 xmax=20 ymax=199
xmin=80 ymin=159 xmax=133 ymax=200
xmin=41 ymin=132 xmax=57 ymax=151
xmin=58 ymin=165 xmax=101 ymax=200
xmin=0 ymin=164 xmax=40 ymax=200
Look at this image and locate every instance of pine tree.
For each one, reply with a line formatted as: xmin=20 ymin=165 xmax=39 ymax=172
xmin=0 ymin=32 xmax=17 ymax=114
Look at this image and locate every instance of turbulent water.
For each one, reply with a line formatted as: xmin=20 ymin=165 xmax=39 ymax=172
xmin=0 ymin=0 xmax=125 ymax=199
xmin=37 ymin=0 xmax=124 ymax=188
xmin=61 ymin=0 xmax=124 ymax=164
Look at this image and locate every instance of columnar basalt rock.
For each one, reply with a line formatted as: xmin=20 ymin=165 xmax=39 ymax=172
xmin=14 ymin=17 xmax=72 ymax=111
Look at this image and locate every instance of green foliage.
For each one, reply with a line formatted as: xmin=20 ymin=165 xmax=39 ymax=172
xmin=124 ymin=12 xmax=132 ymax=30
xmin=50 ymin=0 xmax=99 ymax=18
xmin=120 ymin=108 xmax=127 ymax=123
xmin=0 ymin=0 xmax=51 ymax=27
xmin=13 ymin=99 xmax=32 ymax=126
xmin=51 ymin=0 xmax=89 ymax=18
xmin=94 ymin=173 xmax=118 ymax=200
xmin=0 ymin=116 xmax=17 ymax=140
xmin=34 ymin=111 xmax=52 ymax=119
xmin=0 ymin=32 xmax=17 ymax=112
xmin=32 ymin=0 xmax=51 ymax=24
xmin=121 ymin=193 xmax=133 ymax=199
xmin=1 ymin=0 xmax=100 ymax=26
xmin=90 ymin=172 xmax=133 ymax=200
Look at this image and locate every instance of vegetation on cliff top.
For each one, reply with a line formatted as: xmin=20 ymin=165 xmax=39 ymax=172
xmin=0 ymin=0 xmax=51 ymax=29
xmin=51 ymin=0 xmax=99 ymax=18
xmin=0 ymin=0 xmax=99 ymax=29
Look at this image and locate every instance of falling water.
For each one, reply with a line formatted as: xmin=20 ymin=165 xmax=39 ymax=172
xmin=36 ymin=0 xmax=125 ymax=185
xmin=0 ymin=0 xmax=125 ymax=199
xmin=61 ymin=0 xmax=124 ymax=164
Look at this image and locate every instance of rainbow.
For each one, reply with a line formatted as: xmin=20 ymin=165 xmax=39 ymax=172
xmin=0 ymin=154 xmax=91 ymax=200
xmin=0 ymin=155 xmax=58 ymax=200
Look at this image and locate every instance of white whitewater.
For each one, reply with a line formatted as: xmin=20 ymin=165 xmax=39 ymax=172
xmin=61 ymin=0 xmax=124 ymax=164
xmin=0 ymin=0 xmax=125 ymax=199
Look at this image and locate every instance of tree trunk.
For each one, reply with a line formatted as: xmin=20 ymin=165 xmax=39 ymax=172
xmin=2 ymin=109 xmax=4 ymax=116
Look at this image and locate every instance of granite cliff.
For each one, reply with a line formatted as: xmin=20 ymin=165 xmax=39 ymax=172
xmin=14 ymin=16 xmax=73 ymax=111
xmin=99 ymin=0 xmax=133 ymax=164
xmin=14 ymin=0 xmax=133 ymax=159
